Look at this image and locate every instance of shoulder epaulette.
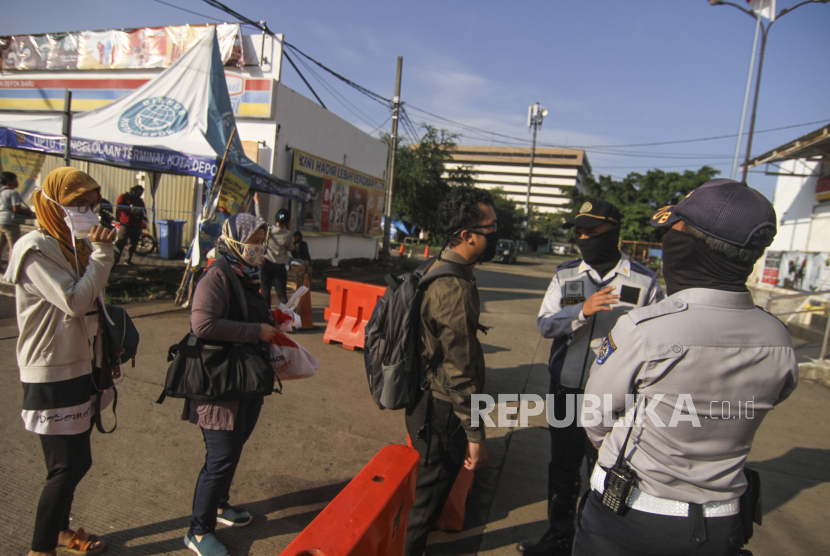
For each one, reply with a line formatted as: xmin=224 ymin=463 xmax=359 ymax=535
xmin=556 ymin=258 xmax=582 ymax=272
xmin=630 ymin=260 xmax=657 ymax=278
xmin=628 ymin=297 xmax=688 ymax=325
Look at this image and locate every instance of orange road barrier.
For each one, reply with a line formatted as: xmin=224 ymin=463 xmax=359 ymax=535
xmin=279 ymin=444 xmax=420 ymax=556
xmin=398 ymin=243 xmax=405 ymax=257
xmin=435 ymin=466 xmax=474 ymax=531
xmin=424 ymin=245 xmax=429 ymax=257
xmin=296 ymin=273 xmax=315 ymax=330
xmin=406 ymin=434 xmax=474 ymax=531
xmin=323 ymin=278 xmax=387 ymax=350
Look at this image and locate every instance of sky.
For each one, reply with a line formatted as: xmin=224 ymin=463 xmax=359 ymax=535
xmin=3 ymin=0 xmax=829 ymax=201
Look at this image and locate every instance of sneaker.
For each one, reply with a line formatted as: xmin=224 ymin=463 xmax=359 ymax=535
xmin=217 ymin=504 xmax=253 ymax=527
xmin=184 ymin=531 xmax=228 ymax=556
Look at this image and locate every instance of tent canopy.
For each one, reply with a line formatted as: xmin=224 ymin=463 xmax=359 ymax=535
xmin=0 ymin=27 xmax=313 ymax=202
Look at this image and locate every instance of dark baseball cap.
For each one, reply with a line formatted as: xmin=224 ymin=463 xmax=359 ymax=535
xmin=562 ymin=199 xmax=622 ymax=229
xmin=650 ymin=178 xmax=776 ymax=248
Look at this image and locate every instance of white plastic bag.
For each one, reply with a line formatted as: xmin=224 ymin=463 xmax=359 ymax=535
xmin=274 ymin=286 xmax=308 ymax=332
xmin=269 ymin=331 xmax=319 ymax=381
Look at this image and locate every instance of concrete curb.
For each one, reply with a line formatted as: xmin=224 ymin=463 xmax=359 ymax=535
xmin=798 ymin=360 xmax=830 ymax=388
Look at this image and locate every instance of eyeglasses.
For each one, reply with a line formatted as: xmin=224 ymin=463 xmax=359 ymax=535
xmin=73 ymin=199 xmax=100 ymax=214
xmin=468 ymin=221 xmax=498 ymax=233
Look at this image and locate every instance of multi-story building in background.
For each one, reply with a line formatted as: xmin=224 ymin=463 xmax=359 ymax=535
xmin=445 ymin=145 xmax=592 ymax=215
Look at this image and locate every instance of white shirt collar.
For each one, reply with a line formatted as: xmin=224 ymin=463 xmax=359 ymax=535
xmin=578 ymin=252 xmax=631 ymax=282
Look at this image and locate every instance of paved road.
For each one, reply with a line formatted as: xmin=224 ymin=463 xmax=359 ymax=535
xmin=1 ymin=255 xmax=827 ymax=555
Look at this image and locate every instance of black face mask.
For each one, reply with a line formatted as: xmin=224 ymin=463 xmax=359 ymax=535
xmin=576 ymin=227 xmax=621 ymax=278
xmin=661 ymin=229 xmax=754 ymax=296
xmin=476 ymin=231 xmax=499 ymax=264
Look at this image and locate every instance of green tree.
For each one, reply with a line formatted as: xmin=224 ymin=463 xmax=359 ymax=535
xmin=389 ymin=125 xmax=474 ymax=235
xmin=489 ymin=188 xmax=524 ymax=240
xmin=567 ymin=166 xmax=720 ymax=242
xmin=534 ymin=211 xmax=567 ymax=241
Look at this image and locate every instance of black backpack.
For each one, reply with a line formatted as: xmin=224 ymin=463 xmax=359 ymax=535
xmin=363 ymin=256 xmax=470 ymax=410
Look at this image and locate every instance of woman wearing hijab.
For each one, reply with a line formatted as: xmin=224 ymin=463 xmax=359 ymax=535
xmin=4 ymin=167 xmax=116 ymax=556
xmin=185 ymin=213 xmax=279 ymax=556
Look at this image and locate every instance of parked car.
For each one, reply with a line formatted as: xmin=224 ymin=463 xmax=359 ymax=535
xmin=493 ymin=239 xmax=518 ymax=264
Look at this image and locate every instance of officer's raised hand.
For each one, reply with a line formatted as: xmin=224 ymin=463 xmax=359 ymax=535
xmin=582 ymin=285 xmax=620 ymax=316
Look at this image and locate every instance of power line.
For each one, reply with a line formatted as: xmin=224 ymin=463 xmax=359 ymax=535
xmin=282 ymin=50 xmax=326 ymax=109
xmin=151 ymin=0 xmax=228 ymax=23
xmin=290 ymin=50 xmax=384 ymax=129
xmin=407 ymin=105 xmax=830 ymax=150
xmin=283 ymin=43 xmax=393 ymax=107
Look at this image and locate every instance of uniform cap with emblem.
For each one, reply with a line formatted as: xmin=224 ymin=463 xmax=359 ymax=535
xmin=562 ymin=199 xmax=622 ymax=229
xmin=650 ymin=178 xmax=776 ymax=248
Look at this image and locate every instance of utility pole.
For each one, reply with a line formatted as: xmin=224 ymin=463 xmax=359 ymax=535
xmin=523 ymin=103 xmax=547 ymax=239
xmin=382 ymin=56 xmax=403 ymax=255
xmin=709 ymin=0 xmax=830 ymax=181
xmin=62 ymin=90 xmax=72 ymax=167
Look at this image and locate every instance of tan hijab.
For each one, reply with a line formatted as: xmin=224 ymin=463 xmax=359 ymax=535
xmin=32 ymin=167 xmax=100 ymax=276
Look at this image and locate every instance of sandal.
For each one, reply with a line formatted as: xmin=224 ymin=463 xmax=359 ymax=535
xmin=57 ymin=528 xmax=106 ymax=555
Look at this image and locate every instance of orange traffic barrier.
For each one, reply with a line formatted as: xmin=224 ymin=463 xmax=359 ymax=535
xmin=296 ymin=273 xmax=315 ymax=330
xmin=398 ymin=243 xmax=405 ymax=257
xmin=435 ymin=466 xmax=474 ymax=531
xmin=279 ymin=444 xmax=420 ymax=556
xmin=406 ymin=434 xmax=474 ymax=532
xmin=424 ymin=245 xmax=429 ymax=257
xmin=323 ymin=278 xmax=387 ymax=350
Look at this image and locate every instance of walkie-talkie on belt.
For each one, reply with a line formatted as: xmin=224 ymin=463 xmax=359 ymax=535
xmin=601 ymin=403 xmax=639 ymax=514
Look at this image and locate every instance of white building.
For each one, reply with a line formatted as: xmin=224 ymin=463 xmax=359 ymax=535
xmin=0 ymin=25 xmax=387 ymax=261
xmin=445 ymin=145 xmax=592 ymax=215
xmin=747 ymin=124 xmax=830 ymax=253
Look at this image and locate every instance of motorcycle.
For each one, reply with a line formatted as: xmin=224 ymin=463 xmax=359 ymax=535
xmin=98 ymin=199 xmax=157 ymax=260
xmin=113 ymin=220 xmax=157 ymax=256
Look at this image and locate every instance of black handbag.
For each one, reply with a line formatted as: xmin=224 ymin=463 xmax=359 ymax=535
xmin=157 ymin=333 xmax=278 ymax=402
xmin=156 ymin=258 xmax=280 ymax=404
xmin=91 ymin=302 xmax=138 ymax=434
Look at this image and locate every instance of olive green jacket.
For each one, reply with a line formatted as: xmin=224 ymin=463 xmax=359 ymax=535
xmin=420 ymin=249 xmax=486 ymax=443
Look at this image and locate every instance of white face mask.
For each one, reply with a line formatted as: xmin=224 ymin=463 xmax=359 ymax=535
xmin=63 ymin=207 xmax=100 ymax=239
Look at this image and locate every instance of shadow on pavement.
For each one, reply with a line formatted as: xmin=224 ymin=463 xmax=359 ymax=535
xmin=752 ymin=447 xmax=830 ymax=515
xmin=101 ymin=480 xmax=349 ymax=555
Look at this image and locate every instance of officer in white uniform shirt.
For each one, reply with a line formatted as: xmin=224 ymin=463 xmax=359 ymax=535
xmin=574 ymin=179 xmax=798 ymax=556
xmin=518 ymin=199 xmax=663 ymax=556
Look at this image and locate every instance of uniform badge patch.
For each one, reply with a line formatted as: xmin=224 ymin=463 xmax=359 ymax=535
xmin=596 ymin=333 xmax=617 ymax=365
xmin=580 ymin=202 xmax=593 ymax=214
xmin=562 ymin=280 xmax=586 ymax=305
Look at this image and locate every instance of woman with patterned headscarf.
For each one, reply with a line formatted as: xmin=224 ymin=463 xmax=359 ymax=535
xmin=3 ymin=167 xmax=117 ymax=556
xmin=185 ymin=212 xmax=279 ymax=556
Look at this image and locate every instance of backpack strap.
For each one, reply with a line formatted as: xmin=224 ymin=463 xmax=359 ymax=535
xmin=418 ymin=257 xmax=472 ymax=289
xmin=94 ymin=388 xmax=118 ymax=434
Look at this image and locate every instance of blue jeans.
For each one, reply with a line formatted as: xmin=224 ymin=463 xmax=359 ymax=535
xmin=190 ymin=397 xmax=263 ymax=535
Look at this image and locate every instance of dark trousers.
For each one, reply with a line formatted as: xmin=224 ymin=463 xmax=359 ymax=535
xmin=547 ymin=379 xmax=598 ymax=534
xmin=573 ymin=490 xmax=745 ymax=556
xmin=404 ymin=393 xmax=468 ymax=556
xmin=32 ymin=427 xmax=93 ymax=552
xmin=115 ymin=224 xmax=142 ymax=261
xmin=260 ymin=260 xmax=288 ymax=307
xmin=190 ymin=397 xmax=262 ymax=536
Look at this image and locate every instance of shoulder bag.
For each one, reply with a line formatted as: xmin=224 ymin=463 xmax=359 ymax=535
xmin=156 ymin=259 xmax=280 ymax=404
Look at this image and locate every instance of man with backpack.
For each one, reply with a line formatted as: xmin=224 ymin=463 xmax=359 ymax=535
xmin=402 ymin=186 xmax=498 ymax=555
